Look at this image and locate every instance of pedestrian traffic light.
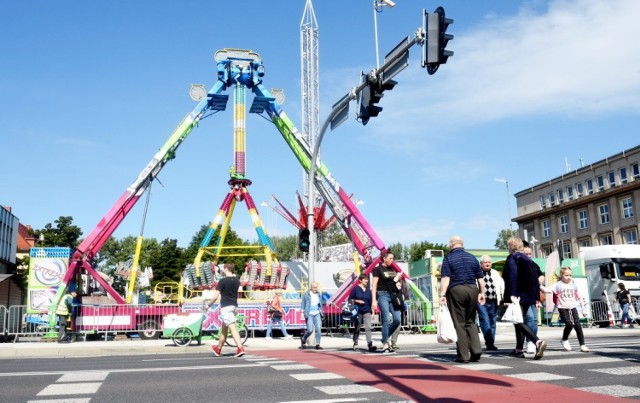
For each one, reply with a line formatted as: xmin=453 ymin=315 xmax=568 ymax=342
xmin=424 ymin=6 xmax=454 ymax=75
xmin=298 ymin=228 xmax=310 ymax=252
xmin=357 ymin=74 xmax=397 ymax=126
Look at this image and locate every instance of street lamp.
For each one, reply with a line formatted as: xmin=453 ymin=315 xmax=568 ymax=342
xmin=372 ymin=0 xmax=396 ymax=68
xmin=494 ymin=178 xmax=512 ymax=230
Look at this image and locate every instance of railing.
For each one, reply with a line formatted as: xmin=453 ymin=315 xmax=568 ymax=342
xmin=322 ymin=300 xmax=437 ymax=337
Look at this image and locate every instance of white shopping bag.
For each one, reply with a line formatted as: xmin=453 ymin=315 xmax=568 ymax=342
xmin=502 ymin=297 xmax=524 ymax=323
xmin=437 ymin=305 xmax=458 ymax=344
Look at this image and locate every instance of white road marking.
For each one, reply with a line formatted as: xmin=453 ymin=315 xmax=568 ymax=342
xmin=316 ymin=384 xmax=383 ymax=395
xmin=58 ymin=372 xmax=108 ymax=382
xmin=507 ymin=372 xmax=574 ymax=381
xmin=271 ymin=364 xmax=315 ymax=371
xmin=37 ymin=382 xmax=102 ymax=396
xmin=290 ymin=372 xmax=344 ymax=381
xmin=576 ymin=385 xmax=640 ymax=398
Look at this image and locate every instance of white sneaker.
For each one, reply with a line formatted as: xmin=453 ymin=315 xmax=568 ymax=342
xmin=561 ymin=340 xmax=572 ymax=351
xmin=580 ymin=345 xmax=590 ymax=352
xmin=526 ymin=341 xmax=536 ymax=354
xmin=283 ymin=335 xmax=293 ymax=339
xmin=265 ymin=336 xmax=273 ymax=340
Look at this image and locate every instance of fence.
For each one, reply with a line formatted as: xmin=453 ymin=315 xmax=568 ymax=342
xmin=322 ymin=300 xmax=437 ymax=337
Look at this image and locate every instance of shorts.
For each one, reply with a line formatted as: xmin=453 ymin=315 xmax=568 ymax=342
xmin=220 ymin=305 xmax=237 ymax=326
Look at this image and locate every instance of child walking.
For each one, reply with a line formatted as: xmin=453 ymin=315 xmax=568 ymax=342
xmin=552 ymin=267 xmax=589 ymax=352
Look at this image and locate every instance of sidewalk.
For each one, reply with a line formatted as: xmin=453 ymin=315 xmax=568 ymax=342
xmin=1 ymin=324 xmax=638 ymax=359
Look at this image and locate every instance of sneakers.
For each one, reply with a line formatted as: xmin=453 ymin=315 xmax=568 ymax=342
xmin=211 ymin=345 xmax=222 ymax=357
xmin=391 ymin=343 xmax=399 ymax=350
xmin=299 ymin=337 xmax=306 ymax=349
xmin=525 ymin=341 xmax=536 ymax=354
xmin=534 ymin=340 xmax=547 ymax=360
xmin=353 ymin=343 xmax=358 ymax=351
xmin=509 ymin=350 xmax=525 ymax=358
xmin=265 ymin=336 xmax=273 ymax=340
xmin=486 ymin=345 xmax=498 ymax=351
xmin=382 ymin=345 xmax=395 ymax=354
xmin=284 ymin=335 xmax=293 ymax=339
xmin=315 ymin=345 xmax=323 ymax=350
xmin=234 ymin=348 xmax=245 ymax=357
xmin=580 ymin=344 xmax=590 ymax=352
xmin=561 ymin=340 xmax=572 ymax=351
xmin=368 ymin=342 xmax=378 ymax=352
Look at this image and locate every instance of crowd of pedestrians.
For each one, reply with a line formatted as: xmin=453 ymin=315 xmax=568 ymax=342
xmin=205 ymin=236 xmax=609 ymax=360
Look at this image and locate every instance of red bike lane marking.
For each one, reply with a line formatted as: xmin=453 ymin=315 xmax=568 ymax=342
xmin=256 ymin=349 xmax=629 ymax=402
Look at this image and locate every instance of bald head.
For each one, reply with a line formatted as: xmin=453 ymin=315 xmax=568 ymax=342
xmin=449 ymin=235 xmax=464 ymax=249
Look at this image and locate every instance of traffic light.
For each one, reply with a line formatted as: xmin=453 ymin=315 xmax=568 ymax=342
xmin=298 ymin=228 xmax=310 ymax=252
xmin=357 ymin=75 xmax=397 ymax=126
xmin=425 ymin=6 xmax=454 ymax=75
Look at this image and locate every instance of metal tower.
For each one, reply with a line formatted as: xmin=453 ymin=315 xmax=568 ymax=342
xmin=300 ymin=0 xmax=319 ymax=196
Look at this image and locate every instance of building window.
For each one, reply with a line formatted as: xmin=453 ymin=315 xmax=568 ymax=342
xmin=541 ymin=245 xmax=553 ymax=257
xmin=596 ymin=175 xmax=605 ymax=191
xmin=623 ymin=228 xmax=638 ymax=244
xmin=598 ymin=204 xmax=610 ymax=224
xmin=620 ymin=167 xmax=628 ymax=184
xmin=542 ymin=220 xmax=551 ymax=238
xmin=576 ymin=182 xmax=584 ymax=197
xmin=557 ymin=189 xmax=564 ymax=203
xmin=540 ymin=195 xmax=547 ymax=209
xmin=599 ymin=233 xmax=613 ymax=245
xmin=559 ymin=215 xmax=569 ymax=233
xmin=586 ymin=179 xmax=594 ymax=195
xmin=549 ymin=192 xmax=556 ymax=206
xmin=621 ymin=197 xmax=634 ymax=219
xmin=567 ymin=186 xmax=574 ymax=201
xmin=608 ymin=171 xmax=616 ymax=188
xmin=632 ymin=163 xmax=640 ymax=179
xmin=578 ymin=210 xmax=588 ymax=230
xmin=560 ymin=240 xmax=572 ymax=258
xmin=578 ymin=237 xmax=592 ymax=247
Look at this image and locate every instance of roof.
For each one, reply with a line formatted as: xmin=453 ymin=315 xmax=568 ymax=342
xmin=0 ymin=274 xmax=14 ymax=284
xmin=17 ymin=223 xmax=36 ymax=253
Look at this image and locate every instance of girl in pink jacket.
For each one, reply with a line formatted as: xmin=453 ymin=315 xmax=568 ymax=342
xmin=550 ymin=267 xmax=589 ymax=352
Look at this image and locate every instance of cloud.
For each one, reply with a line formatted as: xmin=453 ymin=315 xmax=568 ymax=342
xmin=371 ymin=0 xmax=640 ymax=139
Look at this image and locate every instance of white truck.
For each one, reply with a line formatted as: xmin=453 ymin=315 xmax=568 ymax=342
xmin=580 ymin=245 xmax=640 ymax=325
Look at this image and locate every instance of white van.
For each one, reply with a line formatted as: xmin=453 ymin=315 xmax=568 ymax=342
xmin=580 ymin=245 xmax=640 ymax=302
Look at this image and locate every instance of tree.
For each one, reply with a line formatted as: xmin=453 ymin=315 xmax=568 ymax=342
xmin=31 ymin=216 xmax=83 ymax=249
xmin=494 ymin=229 xmax=518 ymax=250
xmin=183 ymin=224 xmax=253 ymax=271
xmin=388 ymin=242 xmax=406 ymax=261
xmin=269 ymin=234 xmax=298 ymax=261
xmin=407 ymin=240 xmax=449 ymax=262
xmin=318 ymin=222 xmax=349 ymax=248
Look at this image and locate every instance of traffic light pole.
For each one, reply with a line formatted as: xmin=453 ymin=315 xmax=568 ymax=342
xmin=306 ymin=7 xmax=451 ymax=283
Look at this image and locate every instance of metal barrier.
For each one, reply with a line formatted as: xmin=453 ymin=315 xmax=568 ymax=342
xmin=323 ymin=300 xmax=437 ymax=337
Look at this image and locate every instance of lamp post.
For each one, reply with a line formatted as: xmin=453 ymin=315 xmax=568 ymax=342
xmin=494 ymin=178 xmax=512 ymax=230
xmin=372 ymin=0 xmax=396 ymax=69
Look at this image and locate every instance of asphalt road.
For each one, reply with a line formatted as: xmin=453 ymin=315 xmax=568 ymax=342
xmin=1 ymin=326 xmax=638 ymax=402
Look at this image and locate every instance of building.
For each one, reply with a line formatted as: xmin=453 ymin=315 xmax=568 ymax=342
xmin=514 ymin=146 xmax=640 ymax=258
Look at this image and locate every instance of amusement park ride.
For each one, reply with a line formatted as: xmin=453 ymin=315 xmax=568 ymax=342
xmin=41 ymin=5 xmax=454 ymax=334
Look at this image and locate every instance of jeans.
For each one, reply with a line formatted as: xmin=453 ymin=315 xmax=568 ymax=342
xmin=266 ymin=316 xmax=289 ymax=337
xmin=524 ymin=305 xmax=538 ymax=343
xmin=477 ymin=299 xmax=498 ymax=347
xmin=302 ymin=313 xmax=322 ymax=345
xmin=620 ymin=303 xmax=632 ymax=326
xmin=377 ymin=291 xmax=401 ymax=344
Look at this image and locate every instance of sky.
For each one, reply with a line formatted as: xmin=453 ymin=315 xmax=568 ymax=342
xmin=1 ymin=0 xmax=639 ymax=254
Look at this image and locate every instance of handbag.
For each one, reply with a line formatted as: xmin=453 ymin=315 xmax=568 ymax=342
xmin=502 ymin=297 xmax=524 ymax=323
xmin=437 ymin=305 xmax=457 ymax=344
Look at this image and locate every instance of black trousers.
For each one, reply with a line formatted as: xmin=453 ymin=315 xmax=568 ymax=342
xmin=447 ymin=284 xmax=482 ymax=360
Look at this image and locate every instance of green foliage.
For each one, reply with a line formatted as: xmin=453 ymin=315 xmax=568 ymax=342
xmin=31 ymin=216 xmax=82 ymax=249
xmin=494 ymin=228 xmax=518 ymax=250
xmin=407 ymin=240 xmax=449 ymax=262
xmin=269 ymin=234 xmax=298 ymax=260
xmin=319 ymin=222 xmax=350 ymax=247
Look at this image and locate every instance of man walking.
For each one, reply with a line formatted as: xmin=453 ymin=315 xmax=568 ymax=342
xmin=439 ymin=236 xmax=486 ymax=363
xmin=477 ymin=255 xmax=503 ymax=350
